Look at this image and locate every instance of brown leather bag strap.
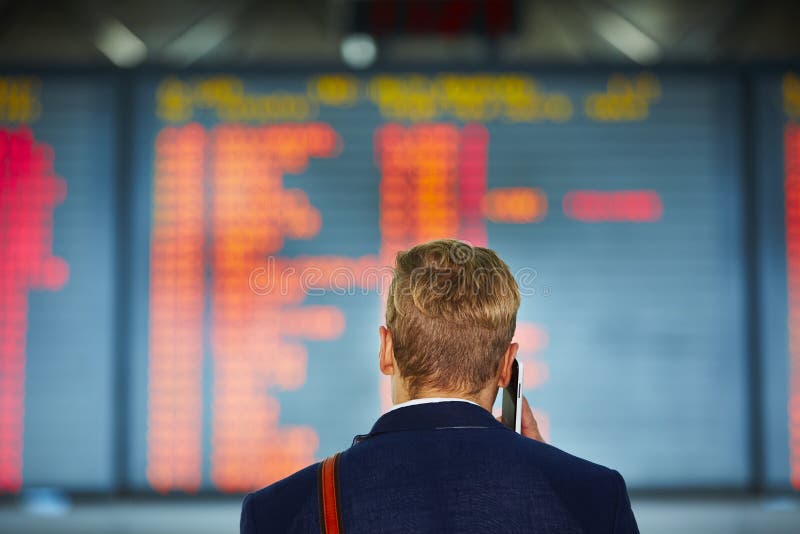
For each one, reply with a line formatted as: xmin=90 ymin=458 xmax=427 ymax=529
xmin=318 ymin=452 xmax=343 ymax=534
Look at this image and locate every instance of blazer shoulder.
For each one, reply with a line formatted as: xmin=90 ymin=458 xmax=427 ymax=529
xmin=518 ymin=435 xmax=618 ymax=479
xmin=513 ymin=437 xmax=635 ymax=531
xmin=241 ymin=462 xmax=320 ymax=534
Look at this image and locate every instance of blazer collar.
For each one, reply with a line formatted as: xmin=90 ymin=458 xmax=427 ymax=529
xmin=358 ymin=400 xmax=508 ymax=443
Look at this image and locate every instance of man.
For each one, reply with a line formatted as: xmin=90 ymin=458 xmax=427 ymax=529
xmin=241 ymin=239 xmax=639 ymax=533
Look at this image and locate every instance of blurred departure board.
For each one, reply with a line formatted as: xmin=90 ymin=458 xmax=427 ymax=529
xmin=755 ymin=71 xmax=800 ymax=490
xmin=0 ymin=75 xmax=116 ymax=491
xmin=128 ymin=71 xmax=748 ymax=492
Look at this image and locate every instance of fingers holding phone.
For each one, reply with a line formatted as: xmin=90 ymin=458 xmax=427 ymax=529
xmin=496 ymin=394 xmax=545 ymax=443
xmin=500 ymin=359 xmax=545 ymax=443
xmin=519 ymin=395 xmax=544 ymax=443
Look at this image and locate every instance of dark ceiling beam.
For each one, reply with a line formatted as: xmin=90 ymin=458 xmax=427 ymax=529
xmin=670 ymin=0 xmax=736 ymax=60
xmin=711 ymin=0 xmax=767 ymax=58
xmin=535 ymin=0 xmax=589 ymax=61
xmin=0 ymin=0 xmax=27 ymax=45
xmin=0 ymin=0 xmax=109 ymax=63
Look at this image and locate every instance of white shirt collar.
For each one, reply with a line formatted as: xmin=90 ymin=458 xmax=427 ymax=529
xmin=386 ymin=397 xmax=482 ymax=413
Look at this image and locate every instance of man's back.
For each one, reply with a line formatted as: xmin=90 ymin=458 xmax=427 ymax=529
xmin=241 ymin=401 xmax=638 ymax=533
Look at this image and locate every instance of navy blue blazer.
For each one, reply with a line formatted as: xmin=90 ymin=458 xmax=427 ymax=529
xmin=241 ymin=401 xmax=639 ymax=533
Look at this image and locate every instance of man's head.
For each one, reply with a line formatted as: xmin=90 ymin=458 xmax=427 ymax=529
xmin=379 ymin=239 xmax=521 ymax=407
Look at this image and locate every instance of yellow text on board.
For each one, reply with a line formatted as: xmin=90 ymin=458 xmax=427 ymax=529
xmin=0 ymin=77 xmax=41 ymax=123
xmin=585 ymin=73 xmax=661 ymax=122
xmin=157 ymin=77 xmax=315 ymax=123
xmin=784 ymin=73 xmax=800 ymax=119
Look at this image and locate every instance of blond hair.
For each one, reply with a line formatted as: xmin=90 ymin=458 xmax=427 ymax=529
xmin=386 ymin=239 xmax=520 ymax=397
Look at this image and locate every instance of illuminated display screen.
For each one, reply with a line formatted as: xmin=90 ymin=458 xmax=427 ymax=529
xmin=12 ymin=70 xmax=800 ymax=494
xmin=0 ymin=75 xmax=116 ymax=491
xmin=126 ymin=72 xmax=749 ymax=491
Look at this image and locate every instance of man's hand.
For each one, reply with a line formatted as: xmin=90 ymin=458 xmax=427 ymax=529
xmin=496 ymin=395 xmax=545 ymax=443
xmin=519 ymin=395 xmax=544 ymax=442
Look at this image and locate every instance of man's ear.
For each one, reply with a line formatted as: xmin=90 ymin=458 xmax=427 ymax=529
xmin=497 ymin=342 xmax=519 ymax=388
xmin=378 ymin=326 xmax=395 ymax=376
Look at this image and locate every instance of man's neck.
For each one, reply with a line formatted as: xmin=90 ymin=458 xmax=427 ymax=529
xmin=394 ymin=390 xmax=496 ymax=413
xmin=387 ymin=396 xmax=482 ymax=413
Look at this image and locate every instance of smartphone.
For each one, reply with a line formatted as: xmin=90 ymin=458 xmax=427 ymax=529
xmin=501 ymin=359 xmax=524 ymax=434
